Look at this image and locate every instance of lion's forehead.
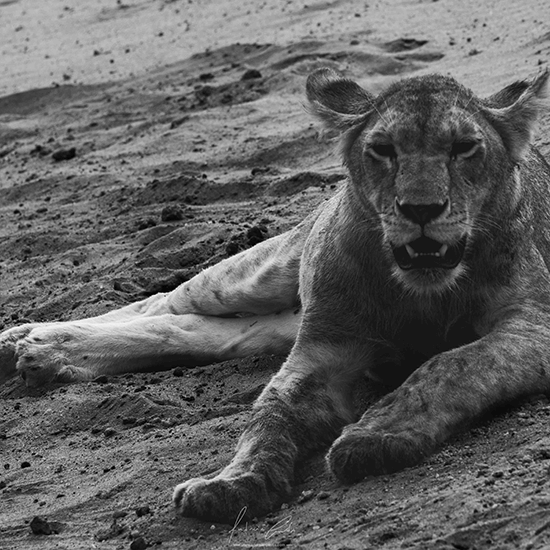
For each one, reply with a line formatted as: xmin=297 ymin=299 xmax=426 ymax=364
xmin=380 ymin=74 xmax=474 ymax=110
xmin=377 ymin=111 xmax=479 ymax=150
xmin=372 ymin=76 xmax=481 ymax=148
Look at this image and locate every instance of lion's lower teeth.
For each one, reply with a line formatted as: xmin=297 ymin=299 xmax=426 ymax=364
xmin=405 ymin=245 xmax=443 ymax=259
xmin=395 ymin=236 xmax=466 ymax=270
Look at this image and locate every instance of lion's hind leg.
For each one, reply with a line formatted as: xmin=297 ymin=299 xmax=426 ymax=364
xmin=14 ymin=308 xmax=302 ymax=387
xmin=1 ymin=214 xmax=316 ymax=386
xmin=164 ymin=216 xmax=313 ymax=317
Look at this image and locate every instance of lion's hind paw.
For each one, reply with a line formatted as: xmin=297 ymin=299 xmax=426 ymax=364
xmin=0 ymin=323 xmax=97 ymax=387
xmin=0 ymin=324 xmax=39 ymax=384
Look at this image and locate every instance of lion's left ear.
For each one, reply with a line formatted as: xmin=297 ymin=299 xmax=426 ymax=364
xmin=481 ymin=68 xmax=548 ymax=163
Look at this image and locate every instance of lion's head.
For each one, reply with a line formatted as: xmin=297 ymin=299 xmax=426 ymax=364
xmin=307 ymin=68 xmax=548 ymax=294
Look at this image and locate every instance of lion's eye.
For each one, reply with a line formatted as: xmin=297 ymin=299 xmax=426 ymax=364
xmin=369 ymin=143 xmax=396 ymax=160
xmin=451 ymin=140 xmax=479 ymax=159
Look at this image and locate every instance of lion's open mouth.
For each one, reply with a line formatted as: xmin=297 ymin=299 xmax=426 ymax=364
xmin=392 ymin=236 xmax=467 ymax=270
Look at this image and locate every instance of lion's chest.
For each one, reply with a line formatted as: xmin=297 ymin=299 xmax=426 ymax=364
xmin=366 ymin=317 xmax=479 ymax=386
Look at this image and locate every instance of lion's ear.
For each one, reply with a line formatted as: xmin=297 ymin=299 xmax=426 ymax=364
xmin=306 ymin=68 xmax=374 ymax=131
xmin=481 ymin=68 xmax=549 ymax=163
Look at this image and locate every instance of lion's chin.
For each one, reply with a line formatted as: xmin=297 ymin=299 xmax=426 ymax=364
xmin=393 ymin=264 xmax=465 ymax=295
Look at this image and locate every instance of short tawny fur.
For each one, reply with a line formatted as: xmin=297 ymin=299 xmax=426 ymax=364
xmin=1 ymin=68 xmax=549 ymax=524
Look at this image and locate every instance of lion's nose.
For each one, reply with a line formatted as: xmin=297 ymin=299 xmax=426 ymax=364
xmin=395 ymin=200 xmax=448 ymax=225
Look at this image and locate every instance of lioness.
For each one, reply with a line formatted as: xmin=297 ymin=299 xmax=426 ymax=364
xmin=1 ymin=67 xmax=549 ymax=524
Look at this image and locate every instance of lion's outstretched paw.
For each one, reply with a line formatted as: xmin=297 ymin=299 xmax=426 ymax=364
xmin=14 ymin=326 xmax=95 ymax=387
xmin=327 ymin=426 xmax=435 ymax=483
xmin=0 ymin=324 xmax=39 ymax=384
xmin=173 ymin=472 xmax=285 ymax=524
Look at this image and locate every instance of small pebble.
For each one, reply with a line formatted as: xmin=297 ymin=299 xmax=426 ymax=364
xmin=297 ymin=490 xmax=315 ymax=504
xmin=135 ymin=505 xmax=151 ymax=517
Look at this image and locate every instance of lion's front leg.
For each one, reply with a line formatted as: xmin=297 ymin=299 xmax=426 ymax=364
xmin=173 ymin=343 xmax=362 ymax=523
xmin=328 ymin=320 xmax=550 ymax=483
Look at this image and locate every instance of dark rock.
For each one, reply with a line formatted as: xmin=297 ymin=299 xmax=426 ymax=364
xmin=130 ymin=536 xmax=149 ymax=550
xmin=31 ymin=144 xmax=52 ymax=157
xmin=226 ymin=224 xmax=269 ymax=256
xmin=30 ymin=516 xmax=52 ymax=535
xmin=382 ymin=38 xmax=428 ymax=53
xmin=161 ymin=204 xmax=184 ymax=222
xmin=241 ymin=69 xmax=262 ymax=80
xmin=52 ymin=147 xmax=76 ymax=161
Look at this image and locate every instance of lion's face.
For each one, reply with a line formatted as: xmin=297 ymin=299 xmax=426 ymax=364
xmin=307 ymin=69 xmax=546 ymax=294
xmin=349 ymin=77 xmax=493 ymax=293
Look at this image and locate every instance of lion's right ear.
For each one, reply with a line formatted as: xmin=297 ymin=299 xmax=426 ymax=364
xmin=306 ymin=68 xmax=375 ymax=131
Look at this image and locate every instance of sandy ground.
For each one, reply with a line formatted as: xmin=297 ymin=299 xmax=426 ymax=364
xmin=1 ymin=0 xmax=550 ymax=548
